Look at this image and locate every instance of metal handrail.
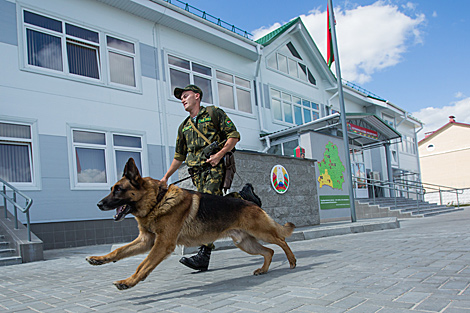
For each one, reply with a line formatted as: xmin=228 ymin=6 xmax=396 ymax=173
xmin=394 ymin=178 xmax=462 ymax=207
xmin=0 ymin=177 xmax=33 ymax=241
xmin=352 ymin=175 xmax=426 ymax=214
xmin=353 ymin=175 xmax=462 ymax=213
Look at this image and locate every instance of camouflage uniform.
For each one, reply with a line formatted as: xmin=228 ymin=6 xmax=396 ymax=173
xmin=174 ymin=106 xmax=240 ymax=196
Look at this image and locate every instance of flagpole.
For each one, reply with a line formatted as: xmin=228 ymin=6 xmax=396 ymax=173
xmin=327 ymin=0 xmax=357 ymax=222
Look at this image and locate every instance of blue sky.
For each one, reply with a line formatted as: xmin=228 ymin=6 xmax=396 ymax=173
xmin=184 ymin=0 xmax=470 ymax=139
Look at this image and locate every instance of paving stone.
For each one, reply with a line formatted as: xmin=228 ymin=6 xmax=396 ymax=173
xmin=1 ymin=210 xmax=469 ymax=312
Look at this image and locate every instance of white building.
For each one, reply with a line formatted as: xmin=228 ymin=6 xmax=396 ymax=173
xmin=0 ymin=0 xmax=423 ymax=249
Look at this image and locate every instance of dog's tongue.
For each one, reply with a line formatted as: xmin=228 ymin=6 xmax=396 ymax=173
xmin=114 ymin=205 xmax=127 ymax=222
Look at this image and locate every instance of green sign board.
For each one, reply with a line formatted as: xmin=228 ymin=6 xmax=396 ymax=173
xmin=319 ymin=195 xmax=350 ymax=210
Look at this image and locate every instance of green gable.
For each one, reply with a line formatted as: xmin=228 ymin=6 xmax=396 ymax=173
xmin=255 ymin=17 xmax=301 ymax=46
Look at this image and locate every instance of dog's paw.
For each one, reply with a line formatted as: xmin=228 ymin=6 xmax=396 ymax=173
xmin=113 ymin=280 xmax=132 ymax=290
xmin=86 ymin=256 xmax=105 ymax=265
xmin=253 ymin=268 xmax=268 ymax=276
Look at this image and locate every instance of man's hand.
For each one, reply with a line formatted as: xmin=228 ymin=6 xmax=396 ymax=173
xmin=206 ymin=153 xmax=223 ymax=167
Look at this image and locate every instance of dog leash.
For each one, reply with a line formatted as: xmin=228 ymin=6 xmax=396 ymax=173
xmin=171 ymin=166 xmax=211 ymax=186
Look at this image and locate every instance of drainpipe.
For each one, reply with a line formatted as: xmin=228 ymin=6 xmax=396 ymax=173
xmin=153 ymin=22 xmax=171 ymax=177
xmin=254 ymin=43 xmax=268 ymax=135
xmin=262 ymin=136 xmax=271 ymax=153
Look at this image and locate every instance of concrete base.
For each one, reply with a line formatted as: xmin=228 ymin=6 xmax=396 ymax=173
xmin=0 ymin=208 xmax=43 ymax=263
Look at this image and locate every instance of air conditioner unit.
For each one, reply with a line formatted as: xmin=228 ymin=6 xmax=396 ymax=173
xmin=371 ymin=171 xmax=380 ymax=181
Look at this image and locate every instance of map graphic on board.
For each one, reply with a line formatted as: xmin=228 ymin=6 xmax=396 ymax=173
xmin=317 ymin=141 xmax=345 ymax=190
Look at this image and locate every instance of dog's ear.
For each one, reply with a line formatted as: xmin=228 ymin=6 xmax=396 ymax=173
xmin=123 ymin=158 xmax=142 ymax=187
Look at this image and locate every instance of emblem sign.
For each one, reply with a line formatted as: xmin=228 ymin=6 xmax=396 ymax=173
xmin=271 ymin=165 xmax=289 ymax=194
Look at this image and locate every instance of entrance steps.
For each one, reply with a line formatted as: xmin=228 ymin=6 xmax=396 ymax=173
xmin=356 ymin=197 xmax=464 ymax=219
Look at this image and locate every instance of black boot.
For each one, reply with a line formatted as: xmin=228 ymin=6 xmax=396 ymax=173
xmin=179 ymin=245 xmax=212 ymax=271
xmin=239 ymin=183 xmax=262 ymax=207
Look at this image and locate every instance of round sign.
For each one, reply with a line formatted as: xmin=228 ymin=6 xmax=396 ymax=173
xmin=271 ymin=165 xmax=289 ymax=194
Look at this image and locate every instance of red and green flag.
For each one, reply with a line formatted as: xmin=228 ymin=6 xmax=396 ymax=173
xmin=327 ymin=4 xmax=334 ymax=68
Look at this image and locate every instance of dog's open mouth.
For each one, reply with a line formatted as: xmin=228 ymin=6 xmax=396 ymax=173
xmin=114 ymin=205 xmax=131 ymax=222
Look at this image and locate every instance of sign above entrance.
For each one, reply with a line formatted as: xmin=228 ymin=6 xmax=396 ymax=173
xmin=347 ymin=122 xmax=378 ymax=140
xmin=271 ymin=165 xmax=289 ymax=194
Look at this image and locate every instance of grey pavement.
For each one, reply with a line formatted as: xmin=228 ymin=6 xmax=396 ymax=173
xmin=1 ymin=209 xmax=469 ymax=312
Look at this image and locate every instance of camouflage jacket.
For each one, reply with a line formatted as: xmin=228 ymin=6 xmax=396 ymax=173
xmin=174 ymin=106 xmax=240 ymax=168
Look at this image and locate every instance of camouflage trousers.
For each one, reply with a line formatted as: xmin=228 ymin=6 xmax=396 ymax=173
xmin=191 ymin=163 xmax=225 ymax=196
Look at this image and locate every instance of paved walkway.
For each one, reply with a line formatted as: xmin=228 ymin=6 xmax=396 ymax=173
xmin=1 ymin=209 xmax=469 ymax=312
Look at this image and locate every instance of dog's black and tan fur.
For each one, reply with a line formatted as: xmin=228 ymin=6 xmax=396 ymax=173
xmin=86 ymin=158 xmax=296 ymax=290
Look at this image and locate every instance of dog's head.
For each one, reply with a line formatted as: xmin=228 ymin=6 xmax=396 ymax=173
xmin=97 ymin=158 xmax=145 ymax=222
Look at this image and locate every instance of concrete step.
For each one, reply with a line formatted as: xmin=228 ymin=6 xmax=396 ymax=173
xmin=357 ymin=198 xmax=463 ymax=218
xmin=0 ymin=256 xmax=22 ymax=266
xmin=422 ymin=207 xmax=464 ymax=217
xmin=0 ymin=248 xmax=16 ymax=257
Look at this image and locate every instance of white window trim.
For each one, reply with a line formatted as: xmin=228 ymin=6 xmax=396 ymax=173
xmin=269 ymin=87 xmax=321 ymax=126
xmin=166 ymin=53 xmax=214 ymax=106
xmin=266 ymin=49 xmax=318 ymax=88
xmin=0 ymin=117 xmax=42 ymax=191
xmin=67 ymin=125 xmax=147 ymax=190
xmin=166 ymin=52 xmax=256 ymax=117
xmin=215 ymin=70 xmax=254 ymax=116
xmin=18 ymin=6 xmax=142 ymax=93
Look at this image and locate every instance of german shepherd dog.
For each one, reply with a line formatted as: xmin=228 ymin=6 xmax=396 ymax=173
xmin=86 ymin=158 xmax=296 ymax=290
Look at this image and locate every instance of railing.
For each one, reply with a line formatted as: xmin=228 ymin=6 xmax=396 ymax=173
xmin=352 ymin=175 xmax=426 ymax=213
xmin=162 ymin=0 xmax=253 ymax=39
xmin=396 ymin=179 xmax=463 ymax=207
xmin=0 ymin=178 xmax=33 ymax=241
xmin=352 ymin=175 xmax=462 ymax=214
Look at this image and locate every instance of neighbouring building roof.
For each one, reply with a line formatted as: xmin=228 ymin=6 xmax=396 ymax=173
xmin=418 ymin=121 xmax=470 ymax=145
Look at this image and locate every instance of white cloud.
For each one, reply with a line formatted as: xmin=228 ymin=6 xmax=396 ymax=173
xmin=413 ymin=97 xmax=470 ymax=141
xmin=253 ymin=1 xmax=426 ymax=84
xmin=253 ymin=22 xmax=283 ymax=41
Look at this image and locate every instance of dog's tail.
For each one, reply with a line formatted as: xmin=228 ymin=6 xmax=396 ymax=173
xmin=280 ymin=222 xmax=295 ymax=238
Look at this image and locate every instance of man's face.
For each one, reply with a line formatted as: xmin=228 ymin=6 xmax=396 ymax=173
xmin=180 ymin=90 xmax=200 ymax=112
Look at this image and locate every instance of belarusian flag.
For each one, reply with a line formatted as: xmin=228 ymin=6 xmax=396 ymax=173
xmin=327 ymin=4 xmax=334 ymax=68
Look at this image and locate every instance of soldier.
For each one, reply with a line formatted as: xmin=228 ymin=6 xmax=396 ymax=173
xmin=162 ymin=84 xmax=260 ymax=272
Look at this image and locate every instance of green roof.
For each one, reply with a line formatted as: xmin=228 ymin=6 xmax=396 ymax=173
xmin=255 ymin=17 xmax=301 ymax=46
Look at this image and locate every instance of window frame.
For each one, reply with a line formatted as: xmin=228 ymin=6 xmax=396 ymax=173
xmin=216 ymin=70 xmax=253 ymax=114
xmin=266 ymin=42 xmax=317 ymax=86
xmin=19 ymin=7 xmax=141 ymax=92
xmin=270 ymin=88 xmax=320 ymax=126
xmin=68 ymin=126 xmax=146 ymax=190
xmin=167 ymin=53 xmax=255 ymax=116
xmin=167 ymin=54 xmax=214 ymax=105
xmin=0 ymin=118 xmax=41 ymax=190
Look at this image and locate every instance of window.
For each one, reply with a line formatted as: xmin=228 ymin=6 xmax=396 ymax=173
xmin=71 ymin=129 xmax=143 ymax=188
xmin=168 ymin=55 xmax=213 ymax=104
xmin=107 ymin=36 xmax=136 ymax=87
xmin=0 ymin=122 xmax=34 ymax=184
xmin=267 ymin=42 xmax=316 ymax=85
xmin=22 ymin=9 xmax=137 ymax=88
xmin=267 ymin=139 xmax=299 ymax=157
xmin=271 ymin=88 xmax=320 ymax=125
xmin=400 ymin=135 xmax=416 ymax=155
xmin=382 ymin=114 xmax=395 ymax=128
xmin=216 ymin=71 xmax=252 ymax=113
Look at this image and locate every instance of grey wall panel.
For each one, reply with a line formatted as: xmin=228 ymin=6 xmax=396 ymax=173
xmin=39 ymin=135 xmax=69 ymax=179
xmin=140 ymin=43 xmax=158 ymax=80
xmin=0 ymin=0 xmax=17 ymax=46
xmin=148 ymin=144 xmax=167 ymax=179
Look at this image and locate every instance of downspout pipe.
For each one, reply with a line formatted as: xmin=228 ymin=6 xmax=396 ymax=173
xmin=254 ymin=43 xmax=268 ymax=135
